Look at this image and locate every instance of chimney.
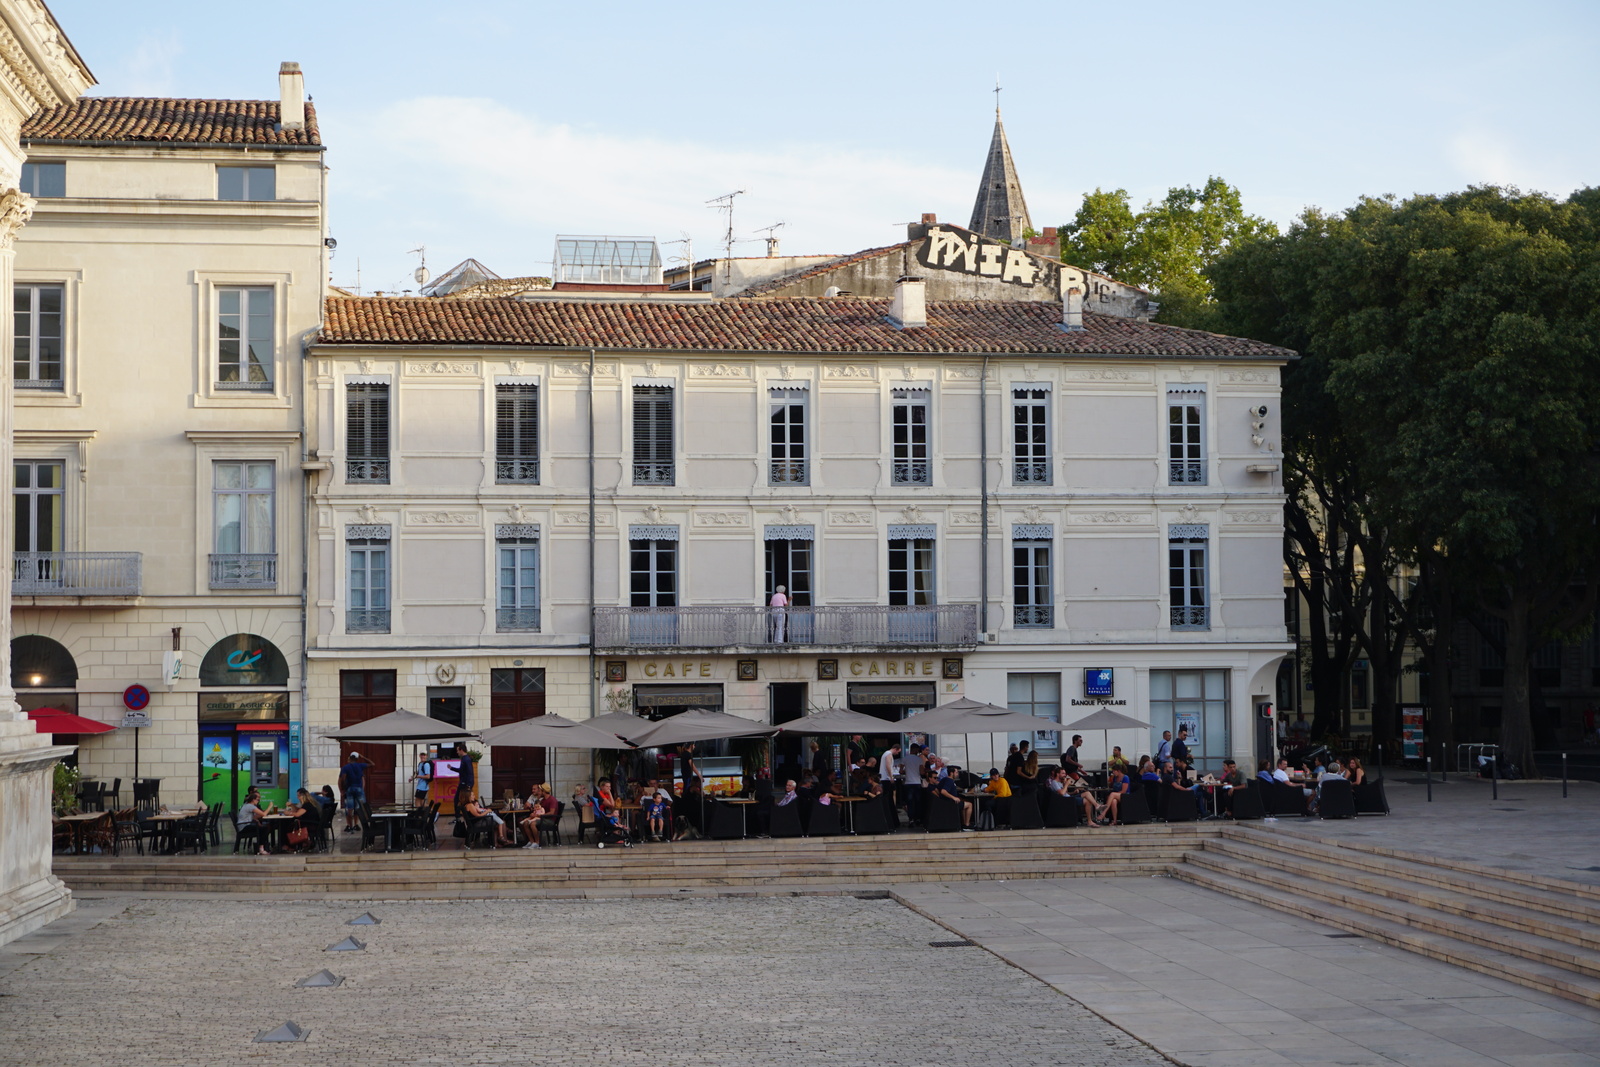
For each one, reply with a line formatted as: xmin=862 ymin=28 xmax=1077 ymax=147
xmin=888 ymin=276 xmax=927 ymax=329
xmin=764 ymin=235 xmax=781 ymax=257
xmin=921 ymin=213 xmax=937 ymax=225
xmin=1062 ymin=286 xmax=1085 ymax=331
xmin=1042 ymin=226 xmax=1057 ymax=241
xmin=279 ymin=62 xmax=305 ymax=131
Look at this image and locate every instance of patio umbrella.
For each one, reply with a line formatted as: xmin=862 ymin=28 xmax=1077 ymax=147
xmin=585 ymin=710 xmax=655 ymax=739
xmin=27 ymin=707 xmax=116 ymax=734
xmin=775 ymin=706 xmax=902 ymax=736
xmin=480 ymin=714 xmax=635 ymax=843
xmin=1061 ymin=707 xmax=1149 ymax=772
xmin=326 ymin=708 xmax=478 ymax=744
xmin=910 ymin=697 xmax=1058 ymax=735
xmin=627 ymin=708 xmax=777 ymax=747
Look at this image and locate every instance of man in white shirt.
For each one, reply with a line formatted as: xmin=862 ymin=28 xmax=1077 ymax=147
xmin=1155 ymin=731 xmax=1173 ymax=765
xmin=878 ymin=742 xmax=902 ymax=824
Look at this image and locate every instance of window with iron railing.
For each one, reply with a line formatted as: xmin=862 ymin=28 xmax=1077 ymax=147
xmin=1167 ymin=388 xmax=1206 ymax=485
xmin=497 ymin=530 xmax=539 ymax=632
xmin=1012 ymin=386 xmax=1050 ymax=485
xmin=891 ymin=389 xmax=930 ymax=485
xmin=212 ymin=460 xmax=275 ymax=588
xmin=1168 ymin=525 xmax=1209 ymax=630
xmin=632 ymin=385 xmax=674 ymax=485
xmin=346 ymin=383 xmax=390 ymax=483
xmin=769 ymin=388 xmax=807 ymax=485
xmin=495 ymin=383 xmax=539 ymax=483
xmin=347 ymin=534 xmax=390 ymax=633
xmin=1012 ymin=538 xmax=1053 ymax=628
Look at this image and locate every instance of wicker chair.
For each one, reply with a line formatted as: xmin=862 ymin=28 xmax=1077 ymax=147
xmin=81 ymin=812 xmax=117 ymax=854
xmin=112 ymin=807 xmax=143 ymax=855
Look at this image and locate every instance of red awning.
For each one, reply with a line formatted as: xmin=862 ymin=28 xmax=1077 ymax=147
xmin=26 ymin=707 xmax=116 ymax=734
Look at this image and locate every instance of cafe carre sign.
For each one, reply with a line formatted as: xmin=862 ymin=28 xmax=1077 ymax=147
xmin=915 ymin=226 xmax=1059 ymax=289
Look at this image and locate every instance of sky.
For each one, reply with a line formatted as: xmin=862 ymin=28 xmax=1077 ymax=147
xmin=48 ymin=0 xmax=1600 ymax=295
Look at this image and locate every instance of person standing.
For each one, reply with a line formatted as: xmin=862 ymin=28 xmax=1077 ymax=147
xmin=1172 ymin=726 xmax=1191 ymax=766
xmin=338 ymin=750 xmax=373 ymax=833
xmin=451 ymin=741 xmax=476 ymax=818
xmin=878 ymin=742 xmax=901 ymax=820
xmin=768 ymin=584 xmax=789 ymax=643
xmin=1155 ymin=730 xmax=1173 ymax=765
xmin=1061 ymin=735 xmax=1084 ymax=779
xmin=412 ymin=753 xmax=433 ymax=806
xmin=903 ymin=743 xmax=925 ymax=826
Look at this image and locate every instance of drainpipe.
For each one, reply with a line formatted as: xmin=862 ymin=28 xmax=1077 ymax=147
xmin=587 ymin=349 xmax=597 ymax=788
xmin=979 ymin=353 xmax=991 ymax=636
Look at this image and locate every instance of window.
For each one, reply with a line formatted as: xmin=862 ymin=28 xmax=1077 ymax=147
xmin=346 ymin=383 xmax=390 ymax=483
xmin=628 ymin=529 xmax=678 ymax=645
xmin=495 ymin=383 xmax=539 ymax=483
xmin=766 ymin=530 xmax=814 ymax=642
xmin=216 ymin=287 xmax=273 ymax=390
xmin=1012 ymin=386 xmax=1050 ymax=484
xmin=13 ymin=285 xmax=63 ymax=389
xmin=891 ymin=388 xmax=931 ymax=485
xmin=632 ymin=385 xmax=674 ymax=485
xmin=1168 ymin=524 xmax=1209 ymax=630
xmin=20 ymin=162 xmax=64 ymax=198
xmin=211 ymin=461 xmax=275 ymax=588
xmin=1007 ymin=672 xmax=1061 ymax=754
xmin=888 ymin=535 xmax=935 ymax=606
xmin=496 ymin=525 xmax=540 ymax=632
xmin=769 ymin=388 xmax=807 ymax=485
xmin=217 ymin=166 xmax=275 ymax=201
xmin=1168 ymin=387 xmax=1206 ymax=484
xmin=347 ymin=527 xmax=390 ymax=634
xmin=1012 ymin=529 xmax=1052 ymax=628
xmin=1150 ymin=668 xmax=1228 ymax=773
xmin=14 ymin=460 xmax=63 ymax=554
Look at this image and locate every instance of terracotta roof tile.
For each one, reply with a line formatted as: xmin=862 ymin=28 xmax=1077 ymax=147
xmin=22 ymin=97 xmax=321 ymax=147
xmin=319 ymin=296 xmax=1294 ymax=360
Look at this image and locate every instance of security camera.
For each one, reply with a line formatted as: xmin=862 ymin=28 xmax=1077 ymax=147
xmin=1251 ymin=405 xmax=1269 ymax=418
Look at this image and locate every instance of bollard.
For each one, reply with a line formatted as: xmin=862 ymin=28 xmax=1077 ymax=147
xmin=1440 ymin=742 xmax=1447 ymax=783
xmin=1376 ymin=744 xmax=1384 ymax=782
xmin=1563 ymin=753 xmax=1568 ymax=799
xmin=1425 ymin=754 xmax=1432 ymax=802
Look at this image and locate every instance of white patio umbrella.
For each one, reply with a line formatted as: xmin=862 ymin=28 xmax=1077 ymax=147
xmin=327 ymin=708 xmax=479 ymax=812
xmin=911 ymin=696 xmax=1059 ymax=735
xmin=1061 ymin=707 xmax=1150 ymax=774
xmin=480 ymin=714 xmax=636 ymax=843
xmin=628 ymin=710 xmax=777 ymax=832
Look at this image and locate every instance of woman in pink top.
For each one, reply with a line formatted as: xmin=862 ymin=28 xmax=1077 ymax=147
xmin=769 ymin=585 xmax=789 ymax=642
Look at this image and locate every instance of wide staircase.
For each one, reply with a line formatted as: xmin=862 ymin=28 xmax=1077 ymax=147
xmin=1176 ymin=824 xmax=1600 ymax=1010
xmin=55 ymin=823 xmax=1216 ymax=897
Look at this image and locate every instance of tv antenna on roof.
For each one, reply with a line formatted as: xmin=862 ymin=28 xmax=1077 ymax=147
xmin=755 ymin=221 xmax=785 ymax=257
xmin=408 ymin=246 xmax=429 ymax=288
xmin=663 ymin=232 xmax=694 ymax=290
xmin=707 ymin=189 xmax=745 ymax=285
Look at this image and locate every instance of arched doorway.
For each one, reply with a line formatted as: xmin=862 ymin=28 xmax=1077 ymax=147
xmin=12 ymin=635 xmax=80 ymax=765
xmin=198 ymin=634 xmax=292 ymax=813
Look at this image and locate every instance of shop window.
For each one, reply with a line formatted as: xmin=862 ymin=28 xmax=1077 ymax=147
xmin=198 ymin=633 xmax=289 ymax=687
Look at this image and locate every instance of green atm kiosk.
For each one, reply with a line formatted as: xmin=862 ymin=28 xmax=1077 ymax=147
xmin=196 ymin=634 xmax=294 ymax=814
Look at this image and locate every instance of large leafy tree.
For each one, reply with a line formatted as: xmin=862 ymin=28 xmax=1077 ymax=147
xmin=1214 ymin=186 xmax=1600 ymax=771
xmin=1060 ymin=177 xmax=1277 ymax=329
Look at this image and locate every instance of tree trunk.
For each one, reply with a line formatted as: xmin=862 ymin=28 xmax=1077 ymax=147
xmin=1499 ymin=591 xmax=1535 ymax=776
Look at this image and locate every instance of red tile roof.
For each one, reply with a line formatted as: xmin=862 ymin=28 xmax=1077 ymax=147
xmin=22 ymin=97 xmax=321 ymax=147
xmin=319 ymin=296 xmax=1293 ymax=360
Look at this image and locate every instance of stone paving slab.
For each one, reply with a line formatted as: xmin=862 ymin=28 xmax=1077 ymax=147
xmin=0 ymin=894 xmax=1169 ymax=1067
xmin=895 ymin=876 xmax=1600 ymax=1067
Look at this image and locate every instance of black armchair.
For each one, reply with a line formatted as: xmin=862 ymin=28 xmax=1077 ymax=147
xmin=769 ymin=800 xmax=803 ymax=837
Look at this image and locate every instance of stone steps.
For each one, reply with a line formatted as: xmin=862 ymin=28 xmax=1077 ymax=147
xmin=1174 ymin=831 xmax=1600 ymax=1010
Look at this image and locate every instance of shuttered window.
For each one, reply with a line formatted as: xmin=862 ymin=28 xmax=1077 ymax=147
xmin=347 ymin=383 xmax=390 ymax=483
xmin=633 ymin=385 xmax=674 ymax=485
xmin=495 ymin=383 xmax=539 ymax=483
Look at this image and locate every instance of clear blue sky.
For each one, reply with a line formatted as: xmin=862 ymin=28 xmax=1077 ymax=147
xmin=50 ymin=0 xmax=1600 ymax=294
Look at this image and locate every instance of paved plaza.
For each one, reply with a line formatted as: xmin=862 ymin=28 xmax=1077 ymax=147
xmin=0 ymin=894 xmax=1167 ymax=1067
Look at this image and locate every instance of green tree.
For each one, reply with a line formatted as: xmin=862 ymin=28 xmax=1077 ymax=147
xmin=1060 ymin=177 xmax=1277 ymax=329
xmin=1214 ymin=186 xmax=1600 ymax=772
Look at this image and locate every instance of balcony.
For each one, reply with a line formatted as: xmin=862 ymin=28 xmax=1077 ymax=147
xmin=209 ymin=553 xmax=277 ymax=589
xmin=347 ymin=608 xmax=390 ymax=634
xmin=496 ymin=607 xmax=541 ymax=632
xmin=769 ymin=459 xmax=807 ymax=486
xmin=1170 ymin=605 xmax=1210 ymax=631
xmin=495 ymin=457 xmax=540 ymax=484
xmin=13 ymin=552 xmax=141 ymax=597
xmin=347 ymin=458 xmax=390 ymax=483
xmin=593 ymin=604 xmax=978 ymax=652
xmin=633 ymin=462 xmax=674 ymax=486
xmin=1013 ymin=605 xmax=1053 ymax=628
xmin=1168 ymin=459 xmax=1206 ymax=485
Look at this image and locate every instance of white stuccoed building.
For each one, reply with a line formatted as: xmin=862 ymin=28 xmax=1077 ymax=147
xmin=303 ymin=224 xmax=1293 ymax=804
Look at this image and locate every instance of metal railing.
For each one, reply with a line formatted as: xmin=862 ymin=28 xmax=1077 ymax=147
xmin=1170 ymin=605 xmax=1209 ymax=630
xmin=1168 ymin=459 xmax=1206 ymax=485
xmin=1013 ymin=604 xmax=1053 ymax=628
xmin=15 ymin=378 xmax=63 ymax=391
xmin=769 ymin=459 xmax=807 ymax=485
xmin=214 ymin=379 xmax=274 ymax=392
xmin=347 ymin=459 xmax=390 ymax=483
xmin=13 ymin=551 xmax=141 ymax=596
xmin=633 ymin=462 xmax=674 ymax=486
xmin=495 ymin=457 xmax=539 ymax=484
xmin=892 ymin=461 xmax=931 ymax=485
xmin=1013 ymin=461 xmax=1050 ymax=485
xmin=347 ymin=608 xmax=390 ymax=634
xmin=593 ymin=604 xmax=978 ymax=650
xmin=209 ymin=553 xmax=277 ymax=589
xmin=496 ymin=607 xmax=541 ymax=632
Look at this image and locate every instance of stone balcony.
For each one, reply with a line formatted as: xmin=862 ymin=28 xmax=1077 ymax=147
xmin=593 ymin=604 xmax=978 ymax=653
xmin=12 ymin=551 xmax=141 ymax=603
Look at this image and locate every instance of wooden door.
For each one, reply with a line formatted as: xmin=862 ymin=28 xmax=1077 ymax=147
xmin=339 ymin=670 xmax=397 ymax=807
xmin=490 ymin=667 xmax=546 ymax=800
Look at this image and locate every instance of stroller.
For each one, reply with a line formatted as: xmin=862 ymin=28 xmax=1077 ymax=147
xmin=592 ymin=795 xmax=631 ymax=849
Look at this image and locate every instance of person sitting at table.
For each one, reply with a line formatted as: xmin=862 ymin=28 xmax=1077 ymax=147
xmin=980 ymin=769 xmax=1011 ymax=827
xmin=463 ymin=797 xmax=513 ymax=848
xmin=1162 ymin=759 xmax=1209 ymax=817
xmin=641 ymin=788 xmax=670 ymax=842
xmin=1085 ymin=766 xmax=1129 ymax=826
xmin=1256 ymin=759 xmax=1276 ymax=785
xmin=1107 ymin=746 xmax=1130 ymax=776
xmin=933 ymin=767 xmax=973 ymax=830
xmin=1346 ymin=757 xmax=1366 ymax=786
xmin=861 ymin=776 xmax=883 ymax=801
xmin=591 ymin=790 xmax=632 ymax=848
xmin=776 ymin=779 xmax=799 ymax=807
xmin=236 ymin=789 xmax=270 ymax=856
xmin=1139 ymin=757 xmax=1162 ymax=782
xmin=1046 ymin=767 xmax=1068 ymax=794
xmin=519 ymin=783 xmax=558 ymax=848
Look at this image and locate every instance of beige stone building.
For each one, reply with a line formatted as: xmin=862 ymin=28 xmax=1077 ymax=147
xmin=303 ymin=230 xmax=1292 ymax=804
xmin=11 ymin=66 xmax=327 ymax=815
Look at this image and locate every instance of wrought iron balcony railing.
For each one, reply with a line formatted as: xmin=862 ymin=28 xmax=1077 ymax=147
xmin=209 ymin=553 xmax=277 ymax=589
xmin=1170 ymin=605 xmax=1209 ymax=630
xmin=347 ymin=608 xmax=390 ymax=634
xmin=593 ymin=604 xmax=978 ymax=650
xmin=1168 ymin=459 xmax=1206 ymax=485
xmin=633 ymin=462 xmax=675 ymax=486
xmin=769 ymin=459 xmax=807 ymax=485
xmin=13 ymin=552 xmax=141 ymax=596
xmin=347 ymin=458 xmax=390 ymax=483
xmin=1013 ymin=604 xmax=1053 ymax=628
xmin=1012 ymin=461 xmax=1051 ymax=485
xmin=495 ymin=457 xmax=540 ymax=484
xmin=496 ymin=607 xmax=541 ymax=632
xmin=891 ymin=461 xmax=931 ymax=486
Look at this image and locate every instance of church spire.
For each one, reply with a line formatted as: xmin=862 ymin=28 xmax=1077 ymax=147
xmin=967 ymin=93 xmax=1033 ymax=245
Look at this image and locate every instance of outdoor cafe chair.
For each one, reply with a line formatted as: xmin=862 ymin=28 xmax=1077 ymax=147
xmin=768 ymin=800 xmax=803 ymax=837
xmin=1352 ymin=781 xmax=1389 ymax=815
xmin=1317 ymin=779 xmax=1357 ymax=819
xmin=112 ymin=807 xmax=143 ymax=855
xmin=1117 ymin=787 xmax=1151 ymax=825
xmin=104 ymin=778 xmax=122 ymax=809
xmin=574 ymin=800 xmax=598 ymax=845
xmin=806 ymin=798 xmax=842 ymax=837
xmin=1008 ymin=788 xmax=1044 ymax=830
xmin=1164 ymin=788 xmax=1200 ymax=823
xmin=51 ymin=821 xmax=73 ymax=853
xmin=1043 ymin=790 xmax=1081 ymax=829
xmin=707 ymin=800 xmax=745 ymax=840
xmin=924 ymin=793 xmax=963 ymax=833
xmin=536 ymin=801 xmax=563 ymax=847
xmin=403 ymin=804 xmax=436 ymax=850
xmin=1228 ymin=784 xmax=1265 ymax=821
xmin=852 ymin=795 xmax=891 ymax=835
xmin=355 ymin=805 xmax=387 ymax=852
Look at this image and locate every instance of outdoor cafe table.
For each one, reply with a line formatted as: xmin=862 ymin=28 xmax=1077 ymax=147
xmin=56 ymin=811 xmax=104 ymax=853
xmin=260 ymin=813 xmax=300 ymax=851
xmin=833 ymin=795 xmax=864 ymax=834
xmin=368 ymin=809 xmax=410 ymax=852
xmin=144 ymin=809 xmax=201 ymax=853
xmin=720 ymin=796 xmax=756 ymax=838
xmin=961 ymin=791 xmax=992 ymax=829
